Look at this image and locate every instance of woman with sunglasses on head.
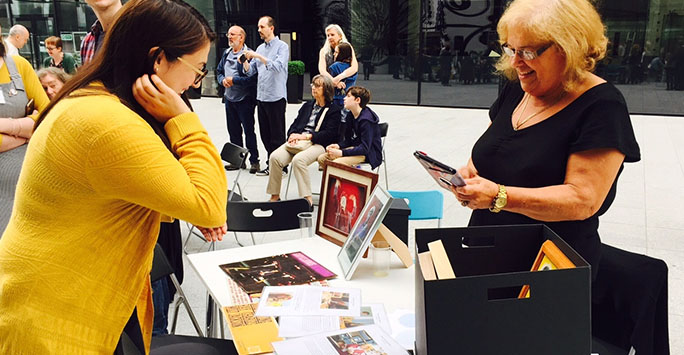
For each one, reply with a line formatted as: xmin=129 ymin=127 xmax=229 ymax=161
xmin=0 ymin=0 xmax=226 ymax=353
xmin=453 ymin=0 xmax=640 ymax=279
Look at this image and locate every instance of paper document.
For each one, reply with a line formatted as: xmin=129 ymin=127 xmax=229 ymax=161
xmin=255 ymin=285 xmax=361 ymax=317
xmin=222 ymin=303 xmax=282 ymax=355
xmin=272 ymin=325 xmax=409 ymax=355
xmin=278 ymin=303 xmax=390 ymax=338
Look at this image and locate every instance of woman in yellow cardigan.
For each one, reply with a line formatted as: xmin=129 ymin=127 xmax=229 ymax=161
xmin=0 ymin=0 xmax=227 ymax=353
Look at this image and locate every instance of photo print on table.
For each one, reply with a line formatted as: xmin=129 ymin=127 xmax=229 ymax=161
xmin=327 ymin=330 xmax=388 ymax=355
xmin=320 ymin=291 xmax=351 ymax=310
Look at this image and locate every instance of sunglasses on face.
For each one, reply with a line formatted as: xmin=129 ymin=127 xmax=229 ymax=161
xmin=502 ymin=43 xmax=552 ymax=61
xmin=176 ymin=57 xmax=208 ymax=86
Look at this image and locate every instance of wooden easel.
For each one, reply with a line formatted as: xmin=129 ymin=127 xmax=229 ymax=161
xmin=367 ymin=223 xmax=413 ymax=268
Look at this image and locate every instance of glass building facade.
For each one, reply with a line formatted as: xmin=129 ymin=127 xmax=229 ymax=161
xmin=3 ymin=0 xmax=683 ymax=115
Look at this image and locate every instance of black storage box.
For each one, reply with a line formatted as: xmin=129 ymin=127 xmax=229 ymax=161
xmin=415 ymin=224 xmax=591 ymax=355
xmin=382 ymin=198 xmax=411 ymax=244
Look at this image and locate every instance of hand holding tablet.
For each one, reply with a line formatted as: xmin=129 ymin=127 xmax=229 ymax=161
xmin=414 ymin=151 xmax=466 ymax=190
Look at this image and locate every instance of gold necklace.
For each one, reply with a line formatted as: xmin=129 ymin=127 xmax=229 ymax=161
xmin=513 ymin=91 xmax=566 ymax=131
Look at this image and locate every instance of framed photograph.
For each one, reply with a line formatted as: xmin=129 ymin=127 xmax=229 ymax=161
xmin=337 ymin=186 xmax=393 ymax=280
xmin=317 ymin=162 xmax=379 ymax=246
xmin=519 ymin=240 xmax=576 ymax=298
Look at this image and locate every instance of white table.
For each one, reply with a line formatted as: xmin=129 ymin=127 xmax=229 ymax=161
xmin=187 ymin=237 xmax=415 ymax=337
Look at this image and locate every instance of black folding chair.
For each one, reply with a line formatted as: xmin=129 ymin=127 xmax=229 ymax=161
xmin=592 ymin=243 xmax=669 ymax=355
xmin=150 ymin=244 xmax=203 ymax=337
xmin=226 ymin=198 xmax=311 ymax=246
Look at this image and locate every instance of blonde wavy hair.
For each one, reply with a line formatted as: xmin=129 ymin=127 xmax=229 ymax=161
xmin=322 ymin=24 xmax=349 ymax=57
xmin=495 ymin=0 xmax=607 ymax=91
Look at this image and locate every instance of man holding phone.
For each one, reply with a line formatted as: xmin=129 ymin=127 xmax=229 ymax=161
xmin=216 ymin=25 xmax=259 ymax=173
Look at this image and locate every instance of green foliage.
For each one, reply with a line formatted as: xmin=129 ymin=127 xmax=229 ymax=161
xmin=288 ymin=60 xmax=305 ymax=76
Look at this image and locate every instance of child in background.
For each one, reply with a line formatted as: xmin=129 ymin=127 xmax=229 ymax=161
xmin=328 ymin=42 xmax=357 ymax=116
xmin=318 ymin=86 xmax=382 ymax=170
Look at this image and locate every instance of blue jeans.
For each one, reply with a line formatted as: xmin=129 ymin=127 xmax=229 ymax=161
xmin=152 ymin=277 xmax=170 ymax=336
xmin=225 ymin=97 xmax=259 ymax=164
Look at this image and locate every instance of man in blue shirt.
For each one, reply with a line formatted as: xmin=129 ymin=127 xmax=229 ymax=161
xmin=216 ymin=25 xmax=260 ymax=173
xmin=244 ymin=15 xmax=289 ymax=176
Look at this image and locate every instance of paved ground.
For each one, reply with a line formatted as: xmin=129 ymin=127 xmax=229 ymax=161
xmin=173 ymin=96 xmax=684 ymax=353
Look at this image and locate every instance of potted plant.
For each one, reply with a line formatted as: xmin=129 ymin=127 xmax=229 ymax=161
xmin=287 ymin=60 xmax=305 ymax=104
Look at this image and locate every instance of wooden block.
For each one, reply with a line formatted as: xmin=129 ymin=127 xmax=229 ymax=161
xmin=427 ymin=240 xmax=455 ymax=279
xmin=371 ymin=224 xmax=413 ymax=268
xmin=418 ymin=251 xmax=437 ymax=281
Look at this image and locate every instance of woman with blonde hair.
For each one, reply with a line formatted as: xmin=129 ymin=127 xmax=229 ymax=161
xmin=318 ymin=24 xmax=358 ymax=90
xmin=453 ymin=0 xmax=640 ymax=278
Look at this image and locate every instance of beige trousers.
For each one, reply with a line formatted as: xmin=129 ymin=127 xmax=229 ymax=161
xmin=267 ymin=142 xmax=326 ymax=197
xmin=316 ymin=152 xmax=366 ymax=169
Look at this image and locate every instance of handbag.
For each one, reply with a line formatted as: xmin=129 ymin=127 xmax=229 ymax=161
xmin=285 ymin=105 xmax=328 ymax=153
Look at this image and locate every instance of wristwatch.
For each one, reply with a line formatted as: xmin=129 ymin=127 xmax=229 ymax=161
xmin=489 ymin=184 xmax=507 ymax=213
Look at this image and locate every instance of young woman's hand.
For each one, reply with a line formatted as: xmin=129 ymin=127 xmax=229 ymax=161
xmin=132 ymin=74 xmax=190 ymax=123
xmin=196 ymin=223 xmax=227 ymax=242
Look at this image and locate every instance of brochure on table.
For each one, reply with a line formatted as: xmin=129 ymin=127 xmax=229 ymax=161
xmin=254 ymin=285 xmax=361 ymax=317
xmin=272 ymin=325 xmax=409 ymax=355
xmin=278 ymin=303 xmax=391 ymax=338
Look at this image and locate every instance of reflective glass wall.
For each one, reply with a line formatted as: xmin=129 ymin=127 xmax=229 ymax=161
xmin=3 ymin=0 xmax=683 ymax=115
xmin=414 ymin=0 xmax=684 ymax=115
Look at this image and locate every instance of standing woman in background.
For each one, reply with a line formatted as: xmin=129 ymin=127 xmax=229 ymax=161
xmin=0 ymin=24 xmax=50 ymax=231
xmin=0 ymin=0 xmax=227 ymax=353
xmin=318 ymin=24 xmax=358 ymax=91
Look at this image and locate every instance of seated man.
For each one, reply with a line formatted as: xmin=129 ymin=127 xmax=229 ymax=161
xmin=318 ymin=86 xmax=382 ymax=170
xmin=267 ymin=75 xmax=342 ymax=206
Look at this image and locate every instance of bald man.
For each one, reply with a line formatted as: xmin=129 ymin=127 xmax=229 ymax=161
xmin=5 ymin=25 xmax=29 ymax=57
xmin=216 ymin=25 xmax=260 ymax=173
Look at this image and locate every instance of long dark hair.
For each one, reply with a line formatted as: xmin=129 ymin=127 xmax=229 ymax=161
xmin=336 ymin=42 xmax=352 ymax=64
xmin=34 ymin=0 xmax=216 ymax=150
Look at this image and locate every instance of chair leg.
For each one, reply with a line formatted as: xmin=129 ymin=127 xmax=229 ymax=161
xmin=232 ymin=231 xmax=246 ymax=247
xmin=250 ymin=232 xmax=256 ymax=245
xmin=284 ymin=171 xmax=292 ymax=199
xmin=169 ymin=274 xmax=204 ymax=337
xmin=170 ymin=297 xmax=182 ymax=334
xmin=383 ymin=160 xmax=389 ymax=190
xmin=183 ymin=223 xmax=209 ymax=254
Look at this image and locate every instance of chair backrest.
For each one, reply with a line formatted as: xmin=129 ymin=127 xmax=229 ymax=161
xmin=226 ymin=199 xmax=311 ymax=232
xmin=150 ymin=244 xmax=174 ymax=283
xmin=220 ymin=142 xmax=248 ymax=167
xmin=389 ymin=190 xmax=443 ymax=220
xmin=379 ymin=122 xmax=389 ymax=138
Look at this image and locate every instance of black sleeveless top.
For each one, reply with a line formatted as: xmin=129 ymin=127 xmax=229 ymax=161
xmin=469 ymin=81 xmax=640 ymax=271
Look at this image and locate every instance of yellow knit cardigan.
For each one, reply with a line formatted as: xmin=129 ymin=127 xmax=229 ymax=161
xmin=0 ymin=88 xmax=227 ymax=354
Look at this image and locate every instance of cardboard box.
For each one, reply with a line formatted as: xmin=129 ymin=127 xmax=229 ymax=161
xmin=415 ymin=224 xmax=591 ymax=355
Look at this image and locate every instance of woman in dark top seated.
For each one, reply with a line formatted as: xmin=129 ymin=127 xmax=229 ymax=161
xmin=267 ymin=74 xmax=341 ymax=206
xmin=452 ymin=0 xmax=640 ymax=278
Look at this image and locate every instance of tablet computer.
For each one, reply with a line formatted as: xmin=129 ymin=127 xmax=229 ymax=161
xmin=337 ymin=186 xmax=393 ymax=280
xmin=414 ymin=150 xmax=466 ymax=189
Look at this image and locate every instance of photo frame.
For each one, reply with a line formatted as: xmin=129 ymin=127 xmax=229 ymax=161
xmin=337 ymin=186 xmax=393 ymax=280
xmin=519 ymin=240 xmax=576 ymax=298
xmin=317 ymin=162 xmax=379 ymax=246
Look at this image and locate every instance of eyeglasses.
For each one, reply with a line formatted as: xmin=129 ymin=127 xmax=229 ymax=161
xmin=310 ymin=83 xmax=322 ymax=89
xmin=46 ymin=46 xmax=56 ymax=51
xmin=502 ymin=43 xmax=552 ymax=61
xmin=176 ymin=57 xmax=208 ymax=86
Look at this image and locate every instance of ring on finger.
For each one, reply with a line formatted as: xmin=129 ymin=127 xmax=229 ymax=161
xmin=461 ymin=200 xmax=469 ymax=207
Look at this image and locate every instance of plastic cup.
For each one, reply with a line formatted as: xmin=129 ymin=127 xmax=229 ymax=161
xmin=371 ymin=241 xmax=391 ymax=277
xmin=298 ymin=212 xmax=314 ymax=239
